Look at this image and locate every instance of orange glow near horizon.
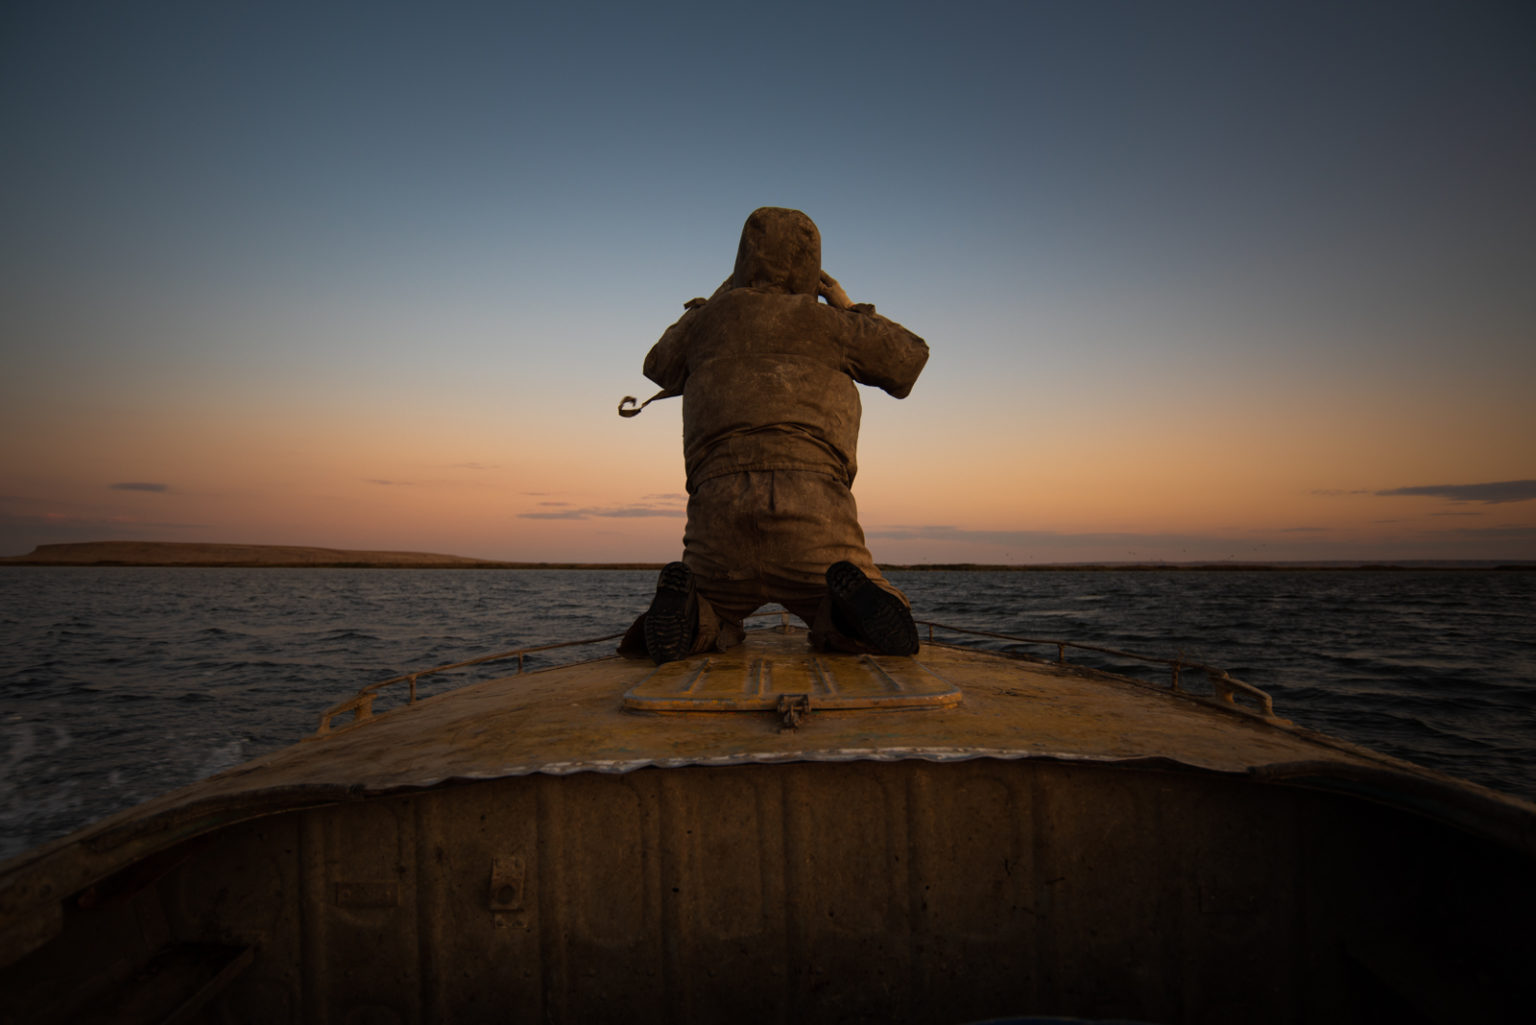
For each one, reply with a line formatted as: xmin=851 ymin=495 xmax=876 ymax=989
xmin=7 ymin=378 xmax=1531 ymax=564
xmin=6 ymin=311 xmax=1534 ymax=564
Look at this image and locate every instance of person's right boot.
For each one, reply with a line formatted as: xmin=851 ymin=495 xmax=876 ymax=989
xmin=826 ymin=561 xmax=919 ymax=656
xmin=644 ymin=561 xmax=698 ymax=665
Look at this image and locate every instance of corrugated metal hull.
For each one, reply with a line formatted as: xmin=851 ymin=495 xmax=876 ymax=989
xmin=5 ymin=758 xmax=1534 ymax=1023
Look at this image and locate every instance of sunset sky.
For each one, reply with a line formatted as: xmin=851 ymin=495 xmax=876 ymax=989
xmin=3 ymin=0 xmax=1532 ymax=563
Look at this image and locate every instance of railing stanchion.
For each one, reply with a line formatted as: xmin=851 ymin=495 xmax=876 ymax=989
xmin=909 ymin=619 xmax=1275 ymax=718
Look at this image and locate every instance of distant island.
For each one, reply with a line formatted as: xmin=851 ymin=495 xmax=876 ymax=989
xmin=1 ymin=541 xmax=1529 ymax=571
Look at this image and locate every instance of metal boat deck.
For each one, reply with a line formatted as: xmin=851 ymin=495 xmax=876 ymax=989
xmin=2 ymin=626 xmax=1533 ymax=1024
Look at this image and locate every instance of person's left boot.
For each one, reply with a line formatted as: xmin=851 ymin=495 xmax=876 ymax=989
xmin=826 ymin=561 xmax=919 ymax=656
xmin=644 ymin=561 xmax=698 ymax=665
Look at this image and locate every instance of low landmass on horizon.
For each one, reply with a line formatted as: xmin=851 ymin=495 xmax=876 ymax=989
xmin=1 ymin=541 xmax=1529 ymax=571
xmin=0 ymin=541 xmax=657 ymax=569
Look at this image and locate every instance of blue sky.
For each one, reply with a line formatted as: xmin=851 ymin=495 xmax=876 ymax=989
xmin=2 ymin=0 xmax=1533 ymax=562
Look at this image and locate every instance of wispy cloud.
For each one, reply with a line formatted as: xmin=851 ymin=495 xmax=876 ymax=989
xmin=519 ymin=495 xmax=685 ymax=521
xmin=520 ymin=504 xmax=685 ymax=521
xmin=1376 ymin=480 xmax=1536 ymax=504
xmin=1440 ymin=525 xmax=1536 ymax=540
xmin=1310 ymin=488 xmax=1372 ymax=497
xmin=110 ymin=482 xmax=168 ymax=493
xmin=365 ymin=478 xmax=411 ymax=486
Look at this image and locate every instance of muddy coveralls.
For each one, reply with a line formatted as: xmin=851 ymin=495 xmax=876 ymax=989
xmin=621 ymin=207 xmax=929 ymax=655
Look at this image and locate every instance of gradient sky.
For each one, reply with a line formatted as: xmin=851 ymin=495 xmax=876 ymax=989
xmin=2 ymin=0 xmax=1532 ymax=563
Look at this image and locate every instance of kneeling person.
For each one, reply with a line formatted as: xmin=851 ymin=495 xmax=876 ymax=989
xmin=620 ymin=207 xmax=929 ymax=662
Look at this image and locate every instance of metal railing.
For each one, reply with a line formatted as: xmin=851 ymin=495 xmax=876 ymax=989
xmin=914 ymin=618 xmax=1276 ymax=717
xmin=313 ymin=611 xmax=1277 ymax=736
xmin=314 ymin=632 xmax=625 ymax=735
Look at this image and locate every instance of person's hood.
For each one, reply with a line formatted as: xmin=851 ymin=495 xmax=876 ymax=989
xmin=731 ymin=207 xmax=821 ymax=296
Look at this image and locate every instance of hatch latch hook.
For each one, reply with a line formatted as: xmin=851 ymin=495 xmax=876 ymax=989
xmin=778 ymin=693 xmax=811 ymax=730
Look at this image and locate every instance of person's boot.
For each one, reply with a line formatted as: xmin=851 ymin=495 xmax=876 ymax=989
xmin=644 ymin=562 xmax=698 ymax=665
xmin=826 ymin=561 xmax=919 ymax=656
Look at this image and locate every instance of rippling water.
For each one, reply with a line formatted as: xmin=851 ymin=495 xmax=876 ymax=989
xmin=2 ymin=567 xmax=1532 ymax=861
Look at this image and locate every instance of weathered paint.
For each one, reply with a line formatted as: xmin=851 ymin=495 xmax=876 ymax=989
xmin=622 ymin=642 xmax=962 ymax=713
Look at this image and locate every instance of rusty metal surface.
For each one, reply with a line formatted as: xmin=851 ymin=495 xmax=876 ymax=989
xmin=177 ymin=630 xmax=1441 ymax=783
xmin=4 ymin=759 xmax=1533 ymax=1025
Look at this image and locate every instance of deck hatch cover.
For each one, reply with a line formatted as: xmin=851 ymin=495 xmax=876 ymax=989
xmin=623 ymin=642 xmax=961 ymax=713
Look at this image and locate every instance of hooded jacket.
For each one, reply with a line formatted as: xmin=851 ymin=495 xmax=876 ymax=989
xmin=643 ymin=208 xmax=929 ymax=491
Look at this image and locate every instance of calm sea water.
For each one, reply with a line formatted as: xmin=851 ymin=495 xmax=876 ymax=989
xmin=1 ymin=567 xmax=1532 ymax=862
